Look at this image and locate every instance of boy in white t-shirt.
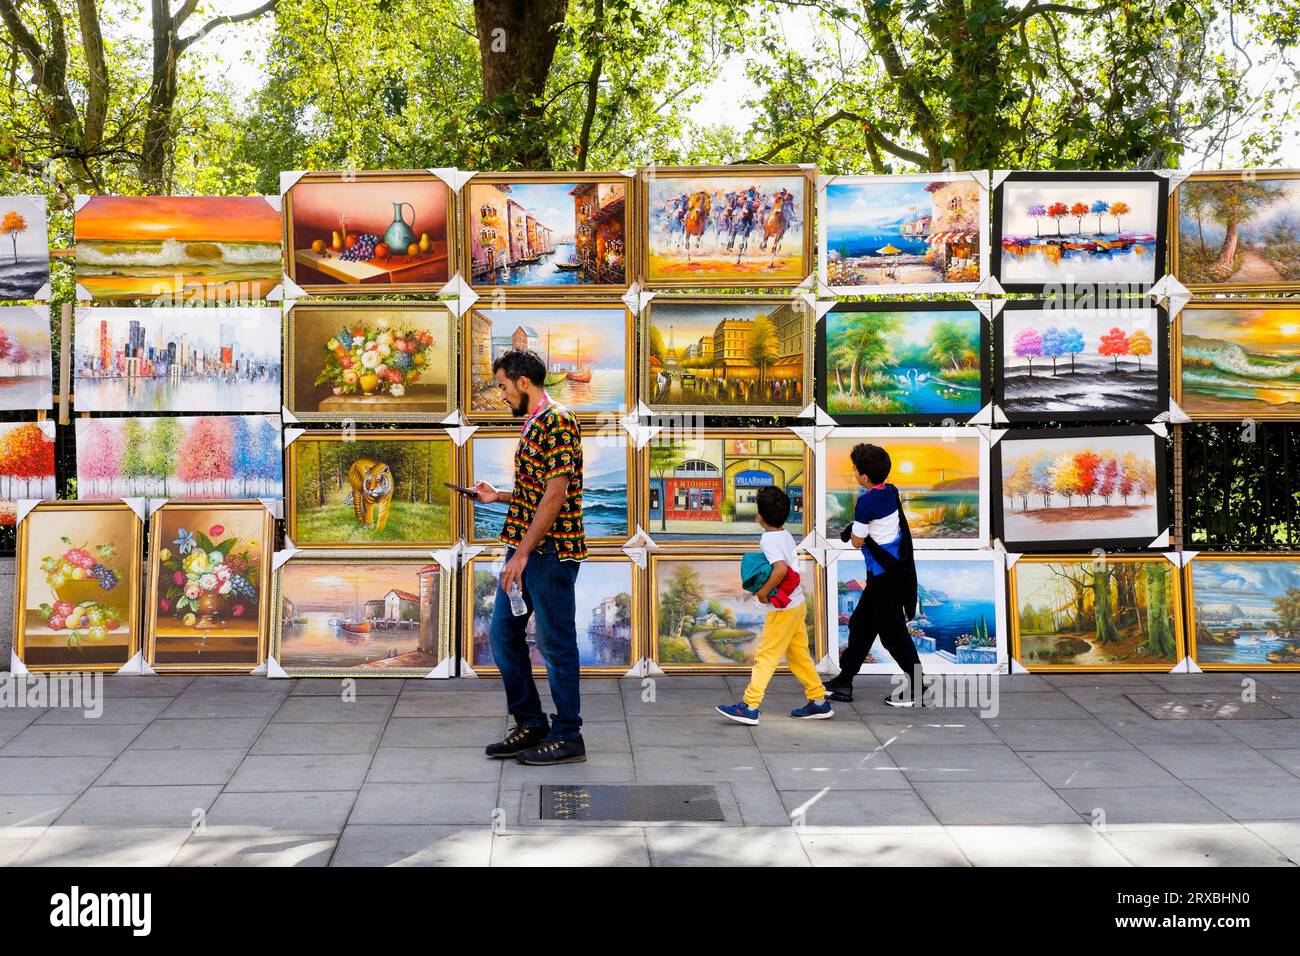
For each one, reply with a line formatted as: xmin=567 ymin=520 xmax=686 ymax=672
xmin=716 ymin=486 xmax=833 ymax=725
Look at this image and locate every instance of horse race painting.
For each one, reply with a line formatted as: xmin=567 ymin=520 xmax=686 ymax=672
xmin=1175 ymin=300 xmax=1300 ymax=420
xmin=0 ymin=196 xmax=49 ymax=300
xmin=994 ymin=427 xmax=1166 ymax=552
xmin=1185 ymin=553 xmax=1300 ymax=669
xmin=1173 ymin=170 xmax=1300 ymax=292
xmin=1010 ymin=554 xmax=1182 ymax=671
xmin=996 ymin=303 xmax=1166 ymax=421
xmin=992 ymin=172 xmax=1166 ymax=291
xmin=820 ymin=173 xmax=988 ymax=294
xmin=817 ymin=301 xmax=986 ymax=423
xmin=641 ymin=165 xmax=812 ymax=287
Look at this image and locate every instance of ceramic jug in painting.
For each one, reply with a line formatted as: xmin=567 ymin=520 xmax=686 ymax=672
xmin=382 ymin=202 xmax=418 ymax=252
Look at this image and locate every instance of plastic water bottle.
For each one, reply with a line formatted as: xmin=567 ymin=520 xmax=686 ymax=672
xmin=508 ymin=583 xmax=528 ymax=617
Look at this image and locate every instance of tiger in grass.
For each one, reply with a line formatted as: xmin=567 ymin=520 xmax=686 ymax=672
xmin=342 ymin=459 xmax=393 ymax=533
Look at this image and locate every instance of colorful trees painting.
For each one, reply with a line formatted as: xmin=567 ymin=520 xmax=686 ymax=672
xmin=0 ymin=420 xmax=56 ymax=523
xmin=0 ymin=306 xmax=54 ymax=410
xmin=0 ymin=196 xmax=49 ymax=300
xmin=1175 ymin=173 xmax=1300 ymax=289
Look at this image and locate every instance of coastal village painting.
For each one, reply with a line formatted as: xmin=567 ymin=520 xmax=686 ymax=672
xmin=1186 ymin=554 xmax=1300 ymax=668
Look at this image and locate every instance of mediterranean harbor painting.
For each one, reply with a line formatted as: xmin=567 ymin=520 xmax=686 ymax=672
xmin=1177 ymin=301 xmax=1300 ymax=419
xmin=1187 ymin=555 xmax=1300 ymax=668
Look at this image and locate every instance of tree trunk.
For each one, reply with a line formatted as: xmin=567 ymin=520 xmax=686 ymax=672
xmin=1093 ymin=568 xmax=1118 ymax=643
xmin=141 ymin=0 xmax=181 ymax=192
xmin=1214 ymin=218 xmax=1241 ymax=269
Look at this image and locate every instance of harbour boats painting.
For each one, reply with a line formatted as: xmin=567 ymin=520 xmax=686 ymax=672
xmin=1186 ymin=554 xmax=1300 ymax=668
xmin=1176 ymin=301 xmax=1300 ymax=419
xmin=0 ymin=196 xmax=50 ymax=300
xmin=1174 ymin=171 xmax=1300 ymax=291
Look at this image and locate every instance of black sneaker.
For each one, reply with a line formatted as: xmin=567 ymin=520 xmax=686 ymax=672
xmin=823 ymin=683 xmax=853 ymax=703
xmin=515 ymin=735 xmax=587 ymax=765
xmin=485 ymin=723 xmax=549 ymax=759
xmin=883 ymin=694 xmax=916 ymax=708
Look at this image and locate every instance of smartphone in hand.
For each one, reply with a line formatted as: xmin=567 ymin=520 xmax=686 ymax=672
xmin=444 ymin=481 xmax=480 ymax=500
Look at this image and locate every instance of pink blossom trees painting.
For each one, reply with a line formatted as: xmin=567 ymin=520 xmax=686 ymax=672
xmin=76 ymin=415 xmax=282 ymax=499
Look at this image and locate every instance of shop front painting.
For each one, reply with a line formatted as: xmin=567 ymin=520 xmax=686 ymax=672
xmin=1011 ymin=554 xmax=1182 ymax=671
xmin=643 ymin=432 xmax=808 ymax=541
xmin=0 ymin=420 xmax=55 ymax=526
xmin=285 ymin=302 xmax=454 ymax=421
xmin=642 ymin=166 xmax=811 ymax=286
xmin=0 ymin=196 xmax=49 ymax=300
xmin=466 ymin=303 xmax=631 ymax=419
xmin=145 ymin=502 xmax=273 ymax=672
xmin=1176 ymin=300 xmax=1300 ymax=419
xmin=14 ymin=502 xmax=142 ymax=670
xmin=1174 ymin=171 xmax=1300 ymax=291
xmin=1186 ymin=554 xmax=1300 ymax=669
xmin=274 ymin=554 xmax=451 ymax=676
xmin=468 ymin=553 xmax=636 ymax=671
xmin=465 ymin=174 xmax=628 ymax=290
xmin=820 ymin=174 xmax=986 ymax=294
xmin=817 ymin=427 xmax=989 ymax=549
xmin=75 ymin=195 xmax=281 ymax=301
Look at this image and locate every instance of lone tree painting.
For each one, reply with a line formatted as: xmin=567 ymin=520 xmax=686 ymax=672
xmin=1176 ymin=173 xmax=1300 ymax=288
xmin=0 ymin=198 xmax=48 ymax=300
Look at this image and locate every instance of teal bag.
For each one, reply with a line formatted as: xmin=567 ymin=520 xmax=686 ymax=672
xmin=740 ymin=552 xmax=772 ymax=594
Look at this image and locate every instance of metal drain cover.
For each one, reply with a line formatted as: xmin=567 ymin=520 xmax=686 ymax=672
xmin=540 ymin=784 xmax=724 ymax=822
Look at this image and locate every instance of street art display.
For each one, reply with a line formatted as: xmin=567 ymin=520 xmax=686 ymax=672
xmin=145 ymin=502 xmax=273 ymax=672
xmin=817 ymin=301 xmax=986 ymax=423
xmin=283 ymin=170 xmax=453 ymax=294
xmin=1010 ymin=554 xmax=1183 ymax=671
xmin=817 ymin=427 xmax=990 ymax=549
xmin=272 ymin=552 xmax=453 ymax=676
xmin=467 ymin=552 xmax=637 ymax=671
xmin=468 ymin=429 xmax=631 ymax=543
xmin=0 ymin=196 xmax=49 ymax=300
xmin=992 ymin=172 xmax=1166 ymax=290
xmin=828 ymin=550 xmax=1007 ymax=674
xmin=1185 ymin=554 xmax=1300 ymax=669
xmin=641 ymin=165 xmax=812 ymax=287
xmin=1175 ymin=300 xmax=1300 ymax=420
xmin=642 ymin=432 xmax=809 ymax=541
xmin=1173 ymin=170 xmax=1300 ymax=292
xmin=0 ymin=306 xmax=53 ymax=410
xmin=75 ymin=195 xmax=281 ymax=300
xmin=820 ymin=173 xmax=987 ymax=294
xmin=285 ymin=302 xmax=455 ymax=421
xmin=0 ymin=420 xmax=56 ymax=525
xmin=465 ymin=302 xmax=632 ymax=419
xmin=287 ymin=431 xmax=455 ymax=547
xmin=995 ymin=302 xmax=1166 ymax=421
xmin=76 ymin=415 xmax=282 ymax=500
xmin=994 ymin=427 xmax=1166 ymax=552
xmin=650 ymin=552 xmax=817 ymax=670
xmin=13 ymin=502 xmax=142 ymax=671
xmin=641 ymin=296 xmax=811 ymax=417
xmin=74 ymin=307 xmax=281 ymax=413
xmin=464 ymin=173 xmax=629 ymax=291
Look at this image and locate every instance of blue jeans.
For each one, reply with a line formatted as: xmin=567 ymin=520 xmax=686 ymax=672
xmin=488 ymin=545 xmax=583 ymax=740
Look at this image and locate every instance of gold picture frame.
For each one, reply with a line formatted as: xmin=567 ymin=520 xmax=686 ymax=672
xmin=14 ymin=501 xmax=144 ymax=672
xmin=270 ymin=549 xmax=455 ymax=678
xmin=144 ymin=500 xmax=275 ymax=674
xmin=1183 ymin=552 xmax=1300 ymax=671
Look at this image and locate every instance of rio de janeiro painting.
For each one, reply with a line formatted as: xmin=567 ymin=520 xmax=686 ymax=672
xmin=1176 ymin=300 xmax=1300 ymax=420
xmin=1174 ymin=170 xmax=1300 ymax=292
xmin=1186 ymin=553 xmax=1300 ymax=669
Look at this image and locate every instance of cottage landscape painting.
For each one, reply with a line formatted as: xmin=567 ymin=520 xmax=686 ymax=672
xmin=1177 ymin=301 xmax=1300 ymax=419
xmin=1175 ymin=171 xmax=1300 ymax=290
xmin=1186 ymin=555 xmax=1300 ymax=668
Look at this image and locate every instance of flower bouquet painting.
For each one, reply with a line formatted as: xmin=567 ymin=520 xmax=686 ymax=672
xmin=146 ymin=503 xmax=273 ymax=671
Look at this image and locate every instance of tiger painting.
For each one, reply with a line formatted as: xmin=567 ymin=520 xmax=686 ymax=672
xmin=342 ymin=458 xmax=394 ymax=533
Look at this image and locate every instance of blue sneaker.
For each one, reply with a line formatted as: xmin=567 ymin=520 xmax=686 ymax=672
xmin=715 ymin=701 xmax=760 ymax=725
xmin=790 ymin=699 xmax=834 ymax=720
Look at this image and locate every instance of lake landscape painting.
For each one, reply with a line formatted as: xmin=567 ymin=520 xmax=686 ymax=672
xmin=1186 ymin=554 xmax=1300 ymax=668
xmin=1177 ymin=301 xmax=1300 ymax=419
xmin=0 ymin=196 xmax=49 ymax=299
xmin=1175 ymin=171 xmax=1300 ymax=290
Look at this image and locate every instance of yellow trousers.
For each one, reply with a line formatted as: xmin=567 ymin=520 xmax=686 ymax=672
xmin=743 ymin=603 xmax=825 ymax=708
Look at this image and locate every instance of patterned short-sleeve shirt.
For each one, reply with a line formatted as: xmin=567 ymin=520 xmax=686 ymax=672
xmin=499 ymin=403 xmax=588 ymax=561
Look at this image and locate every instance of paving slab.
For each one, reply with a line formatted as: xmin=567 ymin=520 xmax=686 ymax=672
xmin=56 ymin=785 xmax=222 ymax=827
xmin=35 ymin=697 xmax=171 ymax=724
xmin=287 ymin=678 xmax=407 ymax=696
xmin=270 ymin=696 xmax=397 ymax=724
xmin=97 ymin=748 xmax=246 ymax=787
xmin=1056 ymin=785 xmax=1234 ymax=826
xmin=887 ymin=744 xmax=1040 ymax=783
xmin=330 ymin=825 xmax=493 ymax=866
xmin=131 ymin=717 xmax=267 ymax=751
xmin=910 ymin=780 xmax=1082 ymax=825
xmin=17 ymin=826 xmax=191 ymax=866
xmin=0 ymin=756 xmax=115 ymax=794
xmin=348 ymin=782 xmax=500 ymax=826
xmin=160 ymin=691 xmax=284 ymax=720
xmin=1185 ymin=778 xmax=1300 ymax=820
xmin=377 ymin=717 xmax=506 ymax=749
xmin=1125 ymin=693 xmax=1288 ymax=720
xmin=798 ymin=828 xmax=970 ymax=866
xmin=490 ymin=830 xmax=650 ymax=866
xmin=205 ymin=790 xmax=357 ymax=832
xmin=0 ymin=792 xmax=77 ymax=833
xmin=780 ymin=788 xmax=940 ymax=828
xmin=1101 ymin=825 xmax=1294 ymax=866
xmin=647 ymin=826 xmax=809 ymax=866
xmin=366 ymin=747 xmax=503 ymax=784
xmin=1135 ymin=743 xmax=1299 ymax=781
xmin=761 ymin=749 xmax=910 ymax=791
xmin=1018 ymin=750 xmax=1180 ymax=789
xmin=225 ymin=754 xmax=373 ymax=792
xmin=947 ymin=824 xmax=1131 ymax=866
xmin=0 ymin=722 xmax=147 ymax=757
xmin=863 ymin=715 xmax=1003 ymax=746
xmin=252 ymin=721 xmax=384 ymax=755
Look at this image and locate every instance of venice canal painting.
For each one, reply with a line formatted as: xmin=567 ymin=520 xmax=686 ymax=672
xmin=1188 ymin=556 xmax=1300 ymax=667
xmin=1178 ymin=302 xmax=1300 ymax=418
xmin=1176 ymin=173 xmax=1300 ymax=288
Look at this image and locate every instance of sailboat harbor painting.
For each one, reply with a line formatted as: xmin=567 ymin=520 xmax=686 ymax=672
xmin=1185 ymin=553 xmax=1300 ymax=669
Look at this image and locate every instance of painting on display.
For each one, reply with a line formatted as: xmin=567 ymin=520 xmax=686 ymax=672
xmin=272 ymin=552 xmax=453 ymax=677
xmin=1185 ymin=554 xmax=1300 ymax=669
xmin=1010 ymin=554 xmax=1183 ymax=671
xmin=995 ymin=302 xmax=1167 ymax=422
xmin=0 ymin=420 xmax=56 ymax=526
xmin=0 ymin=306 xmax=53 ymax=410
xmin=75 ymin=195 xmax=281 ymax=301
xmin=145 ymin=502 xmax=273 ymax=672
xmin=828 ymin=551 xmax=1007 ymax=674
xmin=13 ymin=502 xmax=142 ymax=670
xmin=0 ymin=196 xmax=50 ymax=300
xmin=993 ymin=426 xmax=1166 ymax=552
xmin=468 ymin=429 xmax=631 ymax=544
xmin=641 ymin=296 xmax=811 ymax=417
xmin=76 ymin=415 xmax=282 ymax=500
xmin=1175 ymin=300 xmax=1300 ymax=420
xmin=283 ymin=170 xmax=453 ymax=294
xmin=465 ymin=303 xmax=632 ymax=420
xmin=74 ymin=307 xmax=281 ymax=413
xmin=642 ymin=432 xmax=809 ymax=542
xmin=464 ymin=173 xmax=629 ymax=292
xmin=819 ymin=173 xmax=988 ymax=294
xmin=992 ymin=172 xmax=1166 ymax=291
xmin=650 ymin=553 xmax=817 ymax=670
xmin=816 ymin=427 xmax=990 ymax=549
xmin=467 ymin=552 xmax=637 ymax=672
xmin=641 ymin=165 xmax=813 ymax=287
xmin=816 ymin=301 xmax=986 ymax=424
xmin=1173 ymin=170 xmax=1300 ymax=292
xmin=285 ymin=302 xmax=454 ymax=421
xmin=287 ymin=431 xmax=455 ymax=548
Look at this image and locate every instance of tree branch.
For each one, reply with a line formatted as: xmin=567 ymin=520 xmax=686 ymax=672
xmin=75 ymin=0 xmax=108 ymax=150
xmin=178 ymin=0 xmax=278 ymax=51
xmin=576 ymin=0 xmax=604 ymax=171
xmin=743 ymin=108 xmax=929 ymax=166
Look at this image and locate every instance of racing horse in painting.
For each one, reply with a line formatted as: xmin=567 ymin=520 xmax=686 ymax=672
xmin=760 ymin=187 xmax=795 ymax=262
xmin=728 ymin=187 xmax=761 ymax=264
xmin=682 ymin=191 xmax=712 ymax=260
xmin=661 ymin=194 xmax=688 ymax=247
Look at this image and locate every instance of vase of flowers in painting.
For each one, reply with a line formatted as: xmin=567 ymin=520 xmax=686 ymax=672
xmin=158 ymin=524 xmax=260 ymax=634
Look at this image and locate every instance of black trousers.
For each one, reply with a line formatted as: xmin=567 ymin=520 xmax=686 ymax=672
xmin=830 ymin=572 xmax=923 ymax=698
